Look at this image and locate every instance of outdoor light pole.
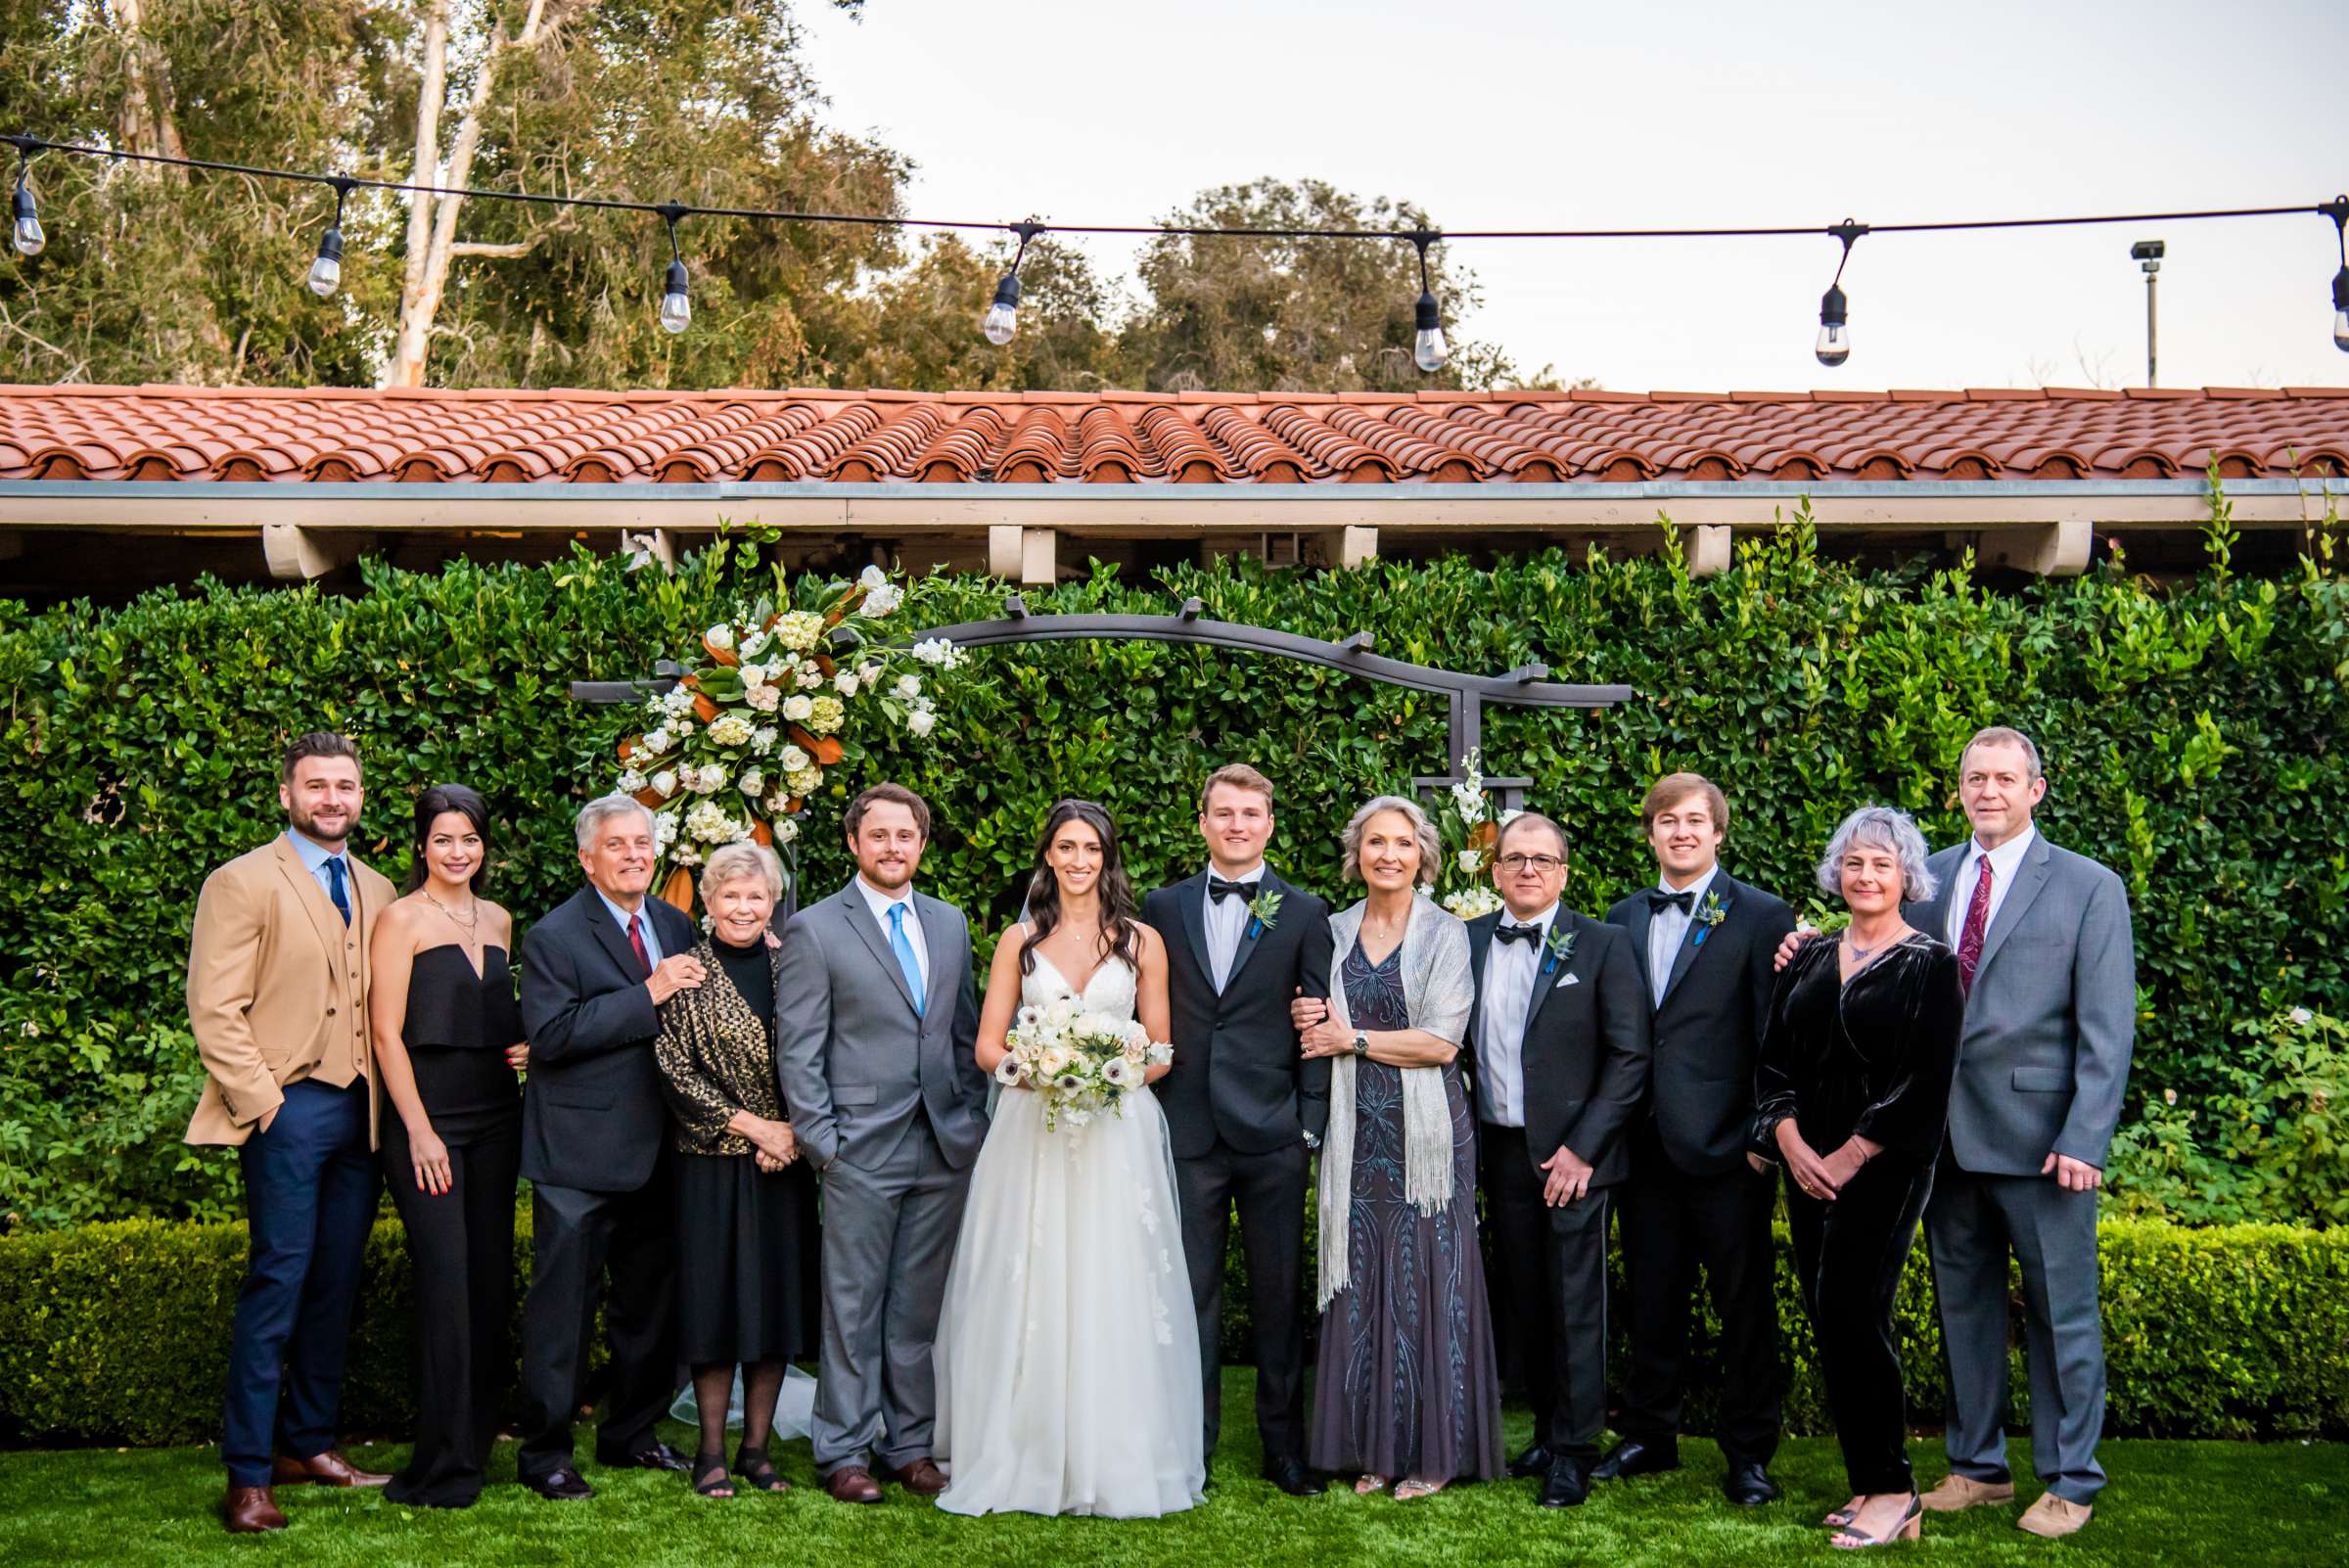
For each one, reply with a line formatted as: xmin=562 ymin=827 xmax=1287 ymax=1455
xmin=2132 ymin=239 xmax=2165 ymax=388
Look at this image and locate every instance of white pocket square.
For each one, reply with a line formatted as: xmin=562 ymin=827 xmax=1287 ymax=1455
xmin=1556 ymin=972 xmax=1580 ymax=989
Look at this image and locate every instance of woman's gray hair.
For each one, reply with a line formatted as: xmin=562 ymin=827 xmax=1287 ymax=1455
xmin=575 ymin=793 xmax=655 ymax=851
xmin=701 ymin=841 xmax=784 ymax=901
xmin=1816 ymin=805 xmax=1939 ymax=904
xmin=1341 ymin=794 xmax=1442 ymax=889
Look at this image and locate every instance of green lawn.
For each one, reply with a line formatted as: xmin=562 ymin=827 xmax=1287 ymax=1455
xmin=1 ymin=1375 xmax=2340 ymax=1567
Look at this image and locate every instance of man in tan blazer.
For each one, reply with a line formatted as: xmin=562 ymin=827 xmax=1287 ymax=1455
xmin=187 ymin=732 xmax=397 ymax=1533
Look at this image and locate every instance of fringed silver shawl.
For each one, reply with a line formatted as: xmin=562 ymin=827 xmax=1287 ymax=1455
xmin=1315 ymin=892 xmax=1474 ymax=1311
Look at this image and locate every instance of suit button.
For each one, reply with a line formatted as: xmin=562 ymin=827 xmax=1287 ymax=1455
xmin=326 ymin=1006 xmax=337 ymax=1016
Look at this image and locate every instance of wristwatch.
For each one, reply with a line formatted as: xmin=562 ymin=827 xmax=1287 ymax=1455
xmin=1351 ymin=1031 xmax=1369 ymax=1057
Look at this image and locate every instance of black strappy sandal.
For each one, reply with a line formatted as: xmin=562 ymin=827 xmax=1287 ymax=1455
xmin=733 ymin=1443 xmax=790 ymax=1494
xmin=691 ymin=1450 xmax=734 ymax=1499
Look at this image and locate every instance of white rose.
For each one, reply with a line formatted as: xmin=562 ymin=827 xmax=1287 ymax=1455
xmin=745 ymin=682 xmax=780 ymax=712
xmin=740 ymin=661 xmax=766 ymax=689
xmin=798 ymin=661 xmax=824 ymax=690
xmin=896 ymin=673 xmax=922 ymax=701
xmin=775 ymin=816 xmax=801 ymax=844
xmin=834 ymin=671 xmax=861 ymax=698
xmin=864 ymin=583 xmax=902 ymax=617
xmin=778 ymin=744 xmax=809 ymax=772
xmin=859 ymin=660 xmax=883 ymax=683
xmin=650 ymin=769 xmax=678 ymax=800
xmin=738 ymin=768 xmax=765 ymax=797
xmin=690 ymin=763 xmax=726 ymax=794
xmin=705 ymin=623 xmax=735 ymax=652
xmin=859 ymin=565 xmax=890 ymax=591
xmin=782 ymin=693 xmax=815 ymax=722
xmin=906 ymin=709 xmax=937 ymax=738
xmin=1457 ymin=849 xmax=1482 ymax=872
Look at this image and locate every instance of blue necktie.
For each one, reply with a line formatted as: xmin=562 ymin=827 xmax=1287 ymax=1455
xmin=326 ymin=856 xmax=351 ymax=927
xmin=888 ymin=902 xmax=925 ymax=1017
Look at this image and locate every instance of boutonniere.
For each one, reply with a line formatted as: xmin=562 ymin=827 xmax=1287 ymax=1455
xmin=1246 ymin=889 xmax=1283 ymax=939
xmin=1689 ymin=891 xmax=1730 ymax=947
xmin=1541 ymin=925 xmax=1579 ymax=977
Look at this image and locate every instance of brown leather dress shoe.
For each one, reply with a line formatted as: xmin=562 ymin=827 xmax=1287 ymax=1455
xmin=823 ymin=1466 xmax=884 ymax=1504
xmin=224 ymin=1485 xmax=288 ymax=1533
xmin=274 ymin=1450 xmax=392 ymax=1488
xmin=1920 ymin=1473 xmax=2016 ymax=1512
xmin=891 ymin=1457 xmax=948 ymax=1498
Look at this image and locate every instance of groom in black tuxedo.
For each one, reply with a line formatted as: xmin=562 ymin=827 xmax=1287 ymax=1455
xmin=1142 ymin=762 xmax=1333 ymax=1498
xmin=1597 ymin=773 xmax=1795 ymax=1505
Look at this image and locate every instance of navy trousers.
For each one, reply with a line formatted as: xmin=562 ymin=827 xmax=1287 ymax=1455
xmin=223 ymin=1078 xmax=378 ymax=1486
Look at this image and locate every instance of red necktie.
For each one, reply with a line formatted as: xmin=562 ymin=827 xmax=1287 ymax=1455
xmin=1956 ymin=855 xmax=1994 ymax=994
xmin=627 ymin=912 xmax=651 ymax=976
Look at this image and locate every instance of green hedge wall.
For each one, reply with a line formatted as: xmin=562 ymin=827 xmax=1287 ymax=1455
xmin=3 ymin=519 xmax=2346 ymax=1226
xmin=4 ymin=1218 xmax=2340 ymax=1447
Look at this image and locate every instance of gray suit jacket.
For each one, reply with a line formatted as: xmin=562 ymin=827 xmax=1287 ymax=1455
xmin=773 ymin=879 xmax=989 ymax=1173
xmin=1907 ymin=831 xmax=2136 ymax=1176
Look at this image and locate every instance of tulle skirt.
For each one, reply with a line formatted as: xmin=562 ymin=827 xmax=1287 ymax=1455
xmin=933 ymin=1084 xmax=1205 ymax=1518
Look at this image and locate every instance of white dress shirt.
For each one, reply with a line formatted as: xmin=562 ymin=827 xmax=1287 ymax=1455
xmin=1202 ymin=860 xmax=1266 ymax=992
xmin=858 ymin=875 xmax=929 ymax=989
xmin=1645 ymin=863 xmax=1723 ymax=1010
xmin=1476 ymin=899 xmax=1559 ymax=1128
xmin=1944 ymin=825 xmax=2038 ymax=949
xmin=594 ymin=887 xmax=666 ymax=968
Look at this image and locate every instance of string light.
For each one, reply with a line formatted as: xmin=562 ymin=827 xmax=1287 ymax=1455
xmin=4 ymin=132 xmax=2346 ymax=365
xmin=308 ymin=176 xmax=354 ymax=298
xmin=983 ymin=220 xmax=1042 ymax=346
xmin=656 ymin=203 xmax=691 ymax=334
xmin=10 ymin=144 xmax=40 ymax=258
xmin=1408 ymin=230 xmax=1448 ymax=373
xmin=1816 ymin=219 xmax=1864 ymax=368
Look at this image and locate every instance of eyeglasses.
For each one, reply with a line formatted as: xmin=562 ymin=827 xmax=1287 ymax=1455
xmin=1496 ymin=853 xmax=1566 ymax=873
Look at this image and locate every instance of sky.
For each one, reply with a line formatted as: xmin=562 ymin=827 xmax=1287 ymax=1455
xmin=794 ymin=0 xmax=2349 ymax=392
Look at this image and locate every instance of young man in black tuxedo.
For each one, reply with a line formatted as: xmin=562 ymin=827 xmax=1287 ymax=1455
xmin=1141 ymin=763 xmax=1334 ymax=1498
xmin=1459 ymin=811 xmax=1650 ymax=1508
xmin=1597 ymin=772 xmax=1796 ymax=1505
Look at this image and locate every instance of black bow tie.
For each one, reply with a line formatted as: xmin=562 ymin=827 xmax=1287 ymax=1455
xmin=1646 ymin=888 xmax=1695 ymax=915
xmin=1495 ymin=921 xmax=1543 ymax=945
xmin=1208 ymin=876 xmax=1260 ymax=905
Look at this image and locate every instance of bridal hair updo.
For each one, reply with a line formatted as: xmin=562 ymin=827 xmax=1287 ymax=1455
xmin=403 ymin=783 xmax=492 ymax=895
xmin=1021 ymin=799 xmax=1141 ymax=977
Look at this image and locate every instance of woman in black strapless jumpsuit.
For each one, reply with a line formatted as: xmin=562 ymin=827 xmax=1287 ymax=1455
xmin=368 ymin=785 xmax=527 ymax=1508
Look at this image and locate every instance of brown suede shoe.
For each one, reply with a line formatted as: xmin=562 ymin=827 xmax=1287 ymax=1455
xmin=891 ymin=1457 xmax=948 ymax=1498
xmin=273 ymin=1450 xmax=392 ymax=1488
xmin=224 ymin=1485 xmax=288 ymax=1533
xmin=822 ymin=1466 xmax=884 ymax=1504
xmin=2016 ymin=1493 xmax=2094 ymax=1538
xmin=1920 ymin=1474 xmax=2016 ymax=1512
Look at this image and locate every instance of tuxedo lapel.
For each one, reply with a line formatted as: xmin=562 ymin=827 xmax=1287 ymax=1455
xmin=270 ymin=837 xmax=349 ymax=973
xmin=1522 ymin=913 xmax=1578 ymax=1039
xmin=1972 ymin=836 xmax=2053 ymax=984
xmin=839 ymin=882 xmax=920 ymax=1015
xmin=1173 ymin=871 xmax=1215 ymax=992
xmin=1657 ymin=878 xmax=1732 ymax=1009
xmin=1221 ymin=868 xmax=1280 ymax=992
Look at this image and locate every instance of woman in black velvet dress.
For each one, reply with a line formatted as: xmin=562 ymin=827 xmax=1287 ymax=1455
xmin=367 ymin=784 xmax=529 ymax=1508
xmin=1751 ymin=806 xmax=1961 ymax=1551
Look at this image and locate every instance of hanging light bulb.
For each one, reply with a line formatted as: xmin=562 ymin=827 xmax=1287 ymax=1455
xmin=2328 ymin=199 xmax=2349 ymax=353
xmin=1407 ymin=230 xmax=1449 ymax=373
xmin=656 ymin=204 xmax=691 ymax=334
xmin=10 ymin=149 xmax=41 ymax=258
xmin=1815 ymin=219 xmax=1865 ymax=368
xmin=307 ymin=178 xmax=353 ymax=298
xmin=981 ymin=220 xmax=1043 ymax=345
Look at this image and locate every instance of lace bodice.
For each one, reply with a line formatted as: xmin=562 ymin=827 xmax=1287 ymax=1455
xmin=1020 ymin=946 xmax=1139 ymax=1023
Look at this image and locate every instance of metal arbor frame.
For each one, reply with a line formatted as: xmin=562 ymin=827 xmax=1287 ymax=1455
xmin=571 ymin=593 xmax=1636 ymax=810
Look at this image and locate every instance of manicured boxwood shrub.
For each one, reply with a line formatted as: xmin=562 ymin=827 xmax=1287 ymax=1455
xmin=4 ymin=1216 xmax=2340 ymax=1447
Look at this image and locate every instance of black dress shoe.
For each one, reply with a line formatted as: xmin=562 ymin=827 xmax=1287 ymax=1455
xmin=1261 ymin=1454 xmax=1327 ymax=1497
xmin=598 ymin=1439 xmax=690 ymax=1473
xmin=1722 ymin=1461 xmax=1779 ymax=1505
xmin=1590 ymin=1438 xmax=1680 ymax=1482
xmin=1508 ymin=1444 xmax=1554 ymax=1479
xmin=1540 ymin=1456 xmax=1592 ymax=1509
xmin=524 ymin=1466 xmax=594 ymax=1500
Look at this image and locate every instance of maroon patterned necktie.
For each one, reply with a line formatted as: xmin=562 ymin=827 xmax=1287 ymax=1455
xmin=1956 ymin=855 xmax=1994 ymax=994
xmin=627 ymin=912 xmax=651 ymax=977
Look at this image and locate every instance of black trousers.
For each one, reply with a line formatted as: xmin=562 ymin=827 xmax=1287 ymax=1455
xmin=1784 ymin=1153 xmax=1935 ymax=1497
xmin=1480 ymin=1124 xmax=1611 ymax=1460
xmin=518 ymin=1172 xmax=679 ymax=1479
xmin=1174 ymin=1136 xmax=1309 ymax=1462
xmin=382 ymin=1118 xmax=521 ymax=1506
xmin=1615 ymin=1127 xmax=1783 ymax=1467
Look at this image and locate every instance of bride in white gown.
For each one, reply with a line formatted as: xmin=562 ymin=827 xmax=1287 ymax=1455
xmin=934 ymin=800 xmax=1206 ymax=1518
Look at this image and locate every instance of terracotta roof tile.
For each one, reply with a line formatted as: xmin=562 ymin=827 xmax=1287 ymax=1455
xmin=0 ymin=384 xmax=2344 ymax=488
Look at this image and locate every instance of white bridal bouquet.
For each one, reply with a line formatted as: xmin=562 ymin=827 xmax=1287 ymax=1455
xmin=993 ymin=995 xmax=1174 ymax=1131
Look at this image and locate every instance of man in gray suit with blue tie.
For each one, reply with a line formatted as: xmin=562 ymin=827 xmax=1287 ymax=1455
xmin=775 ymin=783 xmax=990 ymax=1505
xmin=1910 ymin=727 xmax=2135 ymax=1540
